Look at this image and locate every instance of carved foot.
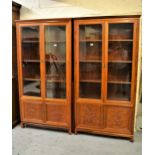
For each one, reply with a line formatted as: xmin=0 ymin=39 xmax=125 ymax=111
xmin=130 ymin=137 xmax=134 ymax=142
xmin=20 ymin=122 xmax=24 ymax=128
xmin=68 ymin=129 xmax=72 ymax=135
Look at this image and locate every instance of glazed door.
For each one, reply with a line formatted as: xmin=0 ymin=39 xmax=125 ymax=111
xmin=106 ymin=21 xmax=136 ymax=103
xmin=43 ymin=22 xmax=71 ymax=126
xmin=19 ymin=25 xmax=42 ymax=98
xmin=74 ymin=20 xmax=105 ymax=129
xmin=75 ymin=20 xmax=105 ymax=101
xmin=44 ymin=24 xmax=67 ymax=99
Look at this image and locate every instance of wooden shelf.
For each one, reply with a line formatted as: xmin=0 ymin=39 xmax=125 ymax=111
xmin=46 ymin=60 xmax=66 ymax=63
xmin=23 ymin=60 xmax=40 ymax=62
xmin=108 ymin=60 xmax=132 ymax=63
xmin=23 ymin=78 xmax=40 ymax=81
xmin=47 ymin=79 xmax=66 ymax=83
xmin=80 ymin=79 xmax=101 ymax=83
xmin=22 ymin=40 xmax=39 ymax=43
xmin=80 ymin=60 xmax=101 ymax=63
xmin=46 ymin=41 xmax=66 ymax=43
xmin=80 ymin=39 xmax=102 ymax=42
xmin=108 ymin=81 xmax=131 ymax=84
xmin=109 ymin=39 xmax=133 ymax=42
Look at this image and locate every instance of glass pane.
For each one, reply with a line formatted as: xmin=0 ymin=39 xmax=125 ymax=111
xmin=21 ymin=26 xmax=41 ymax=97
xmin=80 ymin=62 xmax=101 ymax=81
xmin=108 ymin=63 xmax=132 ymax=82
xmin=45 ymin=26 xmax=66 ymax=99
xmin=109 ymin=41 xmax=132 ymax=61
xmin=46 ymin=82 xmax=66 ymax=98
xmin=80 ymin=83 xmax=101 ymax=99
xmin=107 ymin=23 xmax=133 ymax=101
xmin=22 ymin=26 xmax=39 ymax=41
xmin=108 ymin=84 xmax=131 ymax=101
xmin=79 ymin=24 xmax=102 ymax=99
xmin=80 ymin=25 xmax=102 ymax=40
xmin=109 ymin=23 xmax=133 ymax=40
xmin=80 ymin=42 xmax=102 ymax=61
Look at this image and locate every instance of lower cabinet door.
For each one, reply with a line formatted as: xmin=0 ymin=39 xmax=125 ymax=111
xmin=22 ymin=101 xmax=44 ymax=123
xmin=45 ymin=103 xmax=67 ymax=126
xmin=103 ymin=106 xmax=132 ymax=134
xmin=77 ymin=103 xmax=101 ymax=129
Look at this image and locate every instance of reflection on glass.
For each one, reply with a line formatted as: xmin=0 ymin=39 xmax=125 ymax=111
xmin=107 ymin=84 xmax=130 ymax=101
xmin=79 ymin=24 xmax=102 ymax=99
xmin=109 ymin=23 xmax=133 ymax=40
xmin=46 ymin=82 xmax=66 ymax=98
xmin=107 ymin=23 xmax=133 ymax=101
xmin=21 ymin=26 xmax=41 ymax=97
xmin=22 ymin=27 xmax=39 ymax=41
xmin=46 ymin=62 xmax=66 ymax=81
xmin=22 ymin=62 xmax=40 ymax=79
xmin=45 ymin=26 xmax=66 ymax=98
xmin=80 ymin=42 xmax=102 ymax=61
xmin=108 ymin=63 xmax=131 ymax=82
xmin=80 ymin=62 xmax=101 ymax=81
xmin=80 ymin=83 xmax=101 ymax=99
xmin=23 ymin=81 xmax=41 ymax=97
xmin=80 ymin=25 xmax=102 ymax=40
xmin=22 ymin=43 xmax=39 ymax=60
xmin=108 ymin=42 xmax=132 ymax=61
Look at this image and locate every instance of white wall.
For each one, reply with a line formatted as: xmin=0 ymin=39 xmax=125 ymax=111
xmin=14 ymin=0 xmax=141 ymax=19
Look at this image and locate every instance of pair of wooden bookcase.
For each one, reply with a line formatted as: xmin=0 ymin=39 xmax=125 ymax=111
xmin=16 ymin=16 xmax=139 ymax=141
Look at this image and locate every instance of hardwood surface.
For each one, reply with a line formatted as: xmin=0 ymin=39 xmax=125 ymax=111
xmin=74 ymin=17 xmax=139 ymax=141
xmin=16 ymin=17 xmax=139 ymax=141
xmin=16 ymin=19 xmax=72 ymax=133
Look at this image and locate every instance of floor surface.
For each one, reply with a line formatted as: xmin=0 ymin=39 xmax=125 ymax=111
xmin=13 ymin=125 xmax=142 ymax=155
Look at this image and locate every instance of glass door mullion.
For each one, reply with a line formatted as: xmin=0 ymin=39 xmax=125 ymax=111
xmin=40 ymin=24 xmax=46 ymax=99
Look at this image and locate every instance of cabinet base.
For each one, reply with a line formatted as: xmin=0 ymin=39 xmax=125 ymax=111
xmin=75 ymin=128 xmax=133 ymax=142
xmin=21 ymin=121 xmax=71 ymax=134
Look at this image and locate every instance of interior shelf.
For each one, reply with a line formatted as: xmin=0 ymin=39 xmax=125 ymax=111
xmin=108 ymin=60 xmax=132 ymax=63
xmin=23 ymin=78 xmax=40 ymax=81
xmin=46 ymin=79 xmax=66 ymax=83
xmin=46 ymin=41 xmax=66 ymax=43
xmin=80 ymin=60 xmax=101 ymax=63
xmin=80 ymin=39 xmax=102 ymax=42
xmin=108 ymin=81 xmax=131 ymax=84
xmin=23 ymin=60 xmax=40 ymax=62
xmin=22 ymin=40 xmax=39 ymax=43
xmin=80 ymin=79 xmax=101 ymax=83
xmin=46 ymin=60 xmax=66 ymax=63
xmin=109 ymin=39 xmax=133 ymax=42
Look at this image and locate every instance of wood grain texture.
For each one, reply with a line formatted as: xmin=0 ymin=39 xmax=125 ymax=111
xmin=104 ymin=106 xmax=132 ymax=134
xmin=16 ymin=19 xmax=72 ymax=133
xmin=77 ymin=103 xmax=101 ymax=128
xmin=74 ymin=17 xmax=140 ymax=141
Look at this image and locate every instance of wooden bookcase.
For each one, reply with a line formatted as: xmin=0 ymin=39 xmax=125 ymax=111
xmin=74 ymin=17 xmax=139 ymax=141
xmin=16 ymin=19 xmax=72 ymax=133
xmin=16 ymin=17 xmax=139 ymax=141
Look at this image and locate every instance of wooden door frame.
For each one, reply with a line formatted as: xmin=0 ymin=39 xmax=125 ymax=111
xmin=103 ymin=18 xmax=139 ymax=108
xmin=41 ymin=20 xmax=72 ymax=128
xmin=74 ymin=19 xmax=105 ymax=103
xmin=16 ymin=23 xmax=43 ymax=100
